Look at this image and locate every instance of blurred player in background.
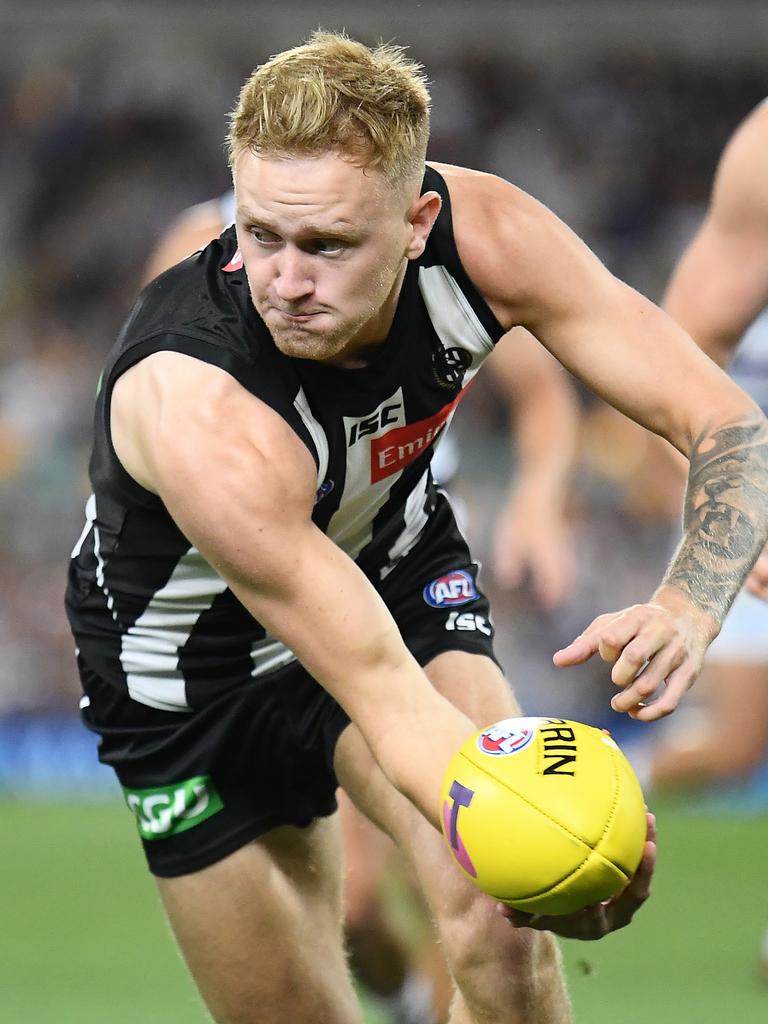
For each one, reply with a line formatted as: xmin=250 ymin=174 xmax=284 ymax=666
xmin=143 ymin=189 xmax=579 ymax=1024
xmin=645 ymin=98 xmax=768 ymax=979
xmin=66 ymin=32 xmax=768 ymax=1024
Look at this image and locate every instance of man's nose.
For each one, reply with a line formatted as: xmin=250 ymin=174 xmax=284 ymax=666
xmin=273 ymin=249 xmax=314 ymax=303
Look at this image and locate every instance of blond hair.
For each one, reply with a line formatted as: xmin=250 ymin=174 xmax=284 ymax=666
xmin=227 ymin=30 xmax=430 ymax=190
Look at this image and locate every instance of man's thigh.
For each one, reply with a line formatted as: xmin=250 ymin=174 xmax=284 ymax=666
xmin=157 ymin=816 xmax=363 ymax=1024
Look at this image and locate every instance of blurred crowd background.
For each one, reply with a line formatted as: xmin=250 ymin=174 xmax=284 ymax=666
xmin=2 ymin=0 xmax=767 ymax=791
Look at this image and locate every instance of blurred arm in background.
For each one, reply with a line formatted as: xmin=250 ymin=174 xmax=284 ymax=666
xmin=486 ymin=330 xmax=579 ymax=611
xmin=664 ymin=99 xmax=768 ymax=369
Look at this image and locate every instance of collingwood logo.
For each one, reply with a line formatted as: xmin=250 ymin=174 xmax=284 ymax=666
xmin=433 ymin=346 xmax=472 ymax=388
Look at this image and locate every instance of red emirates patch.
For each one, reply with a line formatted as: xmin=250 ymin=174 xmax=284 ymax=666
xmin=370 ymin=390 xmax=464 ymax=482
xmin=221 ymin=248 xmax=243 ymax=272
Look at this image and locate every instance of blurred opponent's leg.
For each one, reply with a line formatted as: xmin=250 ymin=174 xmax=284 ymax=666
xmin=651 ymin=662 xmax=768 ymax=789
xmin=340 ymin=788 xmax=452 ymax=1023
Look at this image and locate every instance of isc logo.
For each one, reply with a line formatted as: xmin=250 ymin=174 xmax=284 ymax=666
xmin=423 ymin=570 xmax=478 ymax=607
xmin=445 ymin=611 xmax=491 ymax=635
xmin=348 ymin=402 xmax=402 ymax=446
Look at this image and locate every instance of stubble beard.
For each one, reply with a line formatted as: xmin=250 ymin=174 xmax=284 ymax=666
xmin=258 ymin=260 xmax=403 ymax=364
xmin=266 ymin=305 xmax=376 ymax=362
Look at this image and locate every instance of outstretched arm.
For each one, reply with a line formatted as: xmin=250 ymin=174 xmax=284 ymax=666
xmin=563 ymin=410 xmax=768 ymax=720
xmin=437 ymin=161 xmax=768 ymax=720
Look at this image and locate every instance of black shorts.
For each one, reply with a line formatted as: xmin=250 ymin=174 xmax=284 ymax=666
xmin=78 ymin=493 xmax=498 ymax=877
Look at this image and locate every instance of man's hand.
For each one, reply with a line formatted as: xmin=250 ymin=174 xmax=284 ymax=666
xmin=552 ymin=588 xmax=717 ymax=721
xmin=497 ymin=812 xmax=656 ymax=941
xmin=492 ymin=492 xmax=575 ymax=611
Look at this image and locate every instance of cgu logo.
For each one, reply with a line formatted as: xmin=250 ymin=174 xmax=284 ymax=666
xmin=124 ymin=776 xmax=223 ymax=840
xmin=423 ymin=569 xmax=478 ymax=608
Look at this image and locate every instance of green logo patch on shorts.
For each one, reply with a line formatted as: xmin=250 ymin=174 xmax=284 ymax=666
xmin=123 ymin=776 xmax=223 ymax=840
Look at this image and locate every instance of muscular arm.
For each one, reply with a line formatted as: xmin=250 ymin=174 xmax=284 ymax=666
xmin=435 ymin=162 xmax=768 ymax=717
xmin=111 ymin=352 xmax=474 ymax=827
xmin=663 ymin=99 xmax=768 ymax=367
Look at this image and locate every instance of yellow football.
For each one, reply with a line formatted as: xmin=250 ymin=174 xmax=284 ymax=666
xmin=440 ymin=716 xmax=647 ymax=915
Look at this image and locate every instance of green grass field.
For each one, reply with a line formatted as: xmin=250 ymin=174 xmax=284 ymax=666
xmin=1 ymin=797 xmax=766 ymax=1023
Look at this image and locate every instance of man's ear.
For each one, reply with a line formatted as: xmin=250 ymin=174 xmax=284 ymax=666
xmin=405 ymin=190 xmax=442 ymax=260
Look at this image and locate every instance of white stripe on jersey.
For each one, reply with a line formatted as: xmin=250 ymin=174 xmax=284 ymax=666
xmin=71 ymin=493 xmax=96 ymax=558
xmin=380 ymin=469 xmax=431 ymax=579
xmin=327 ymin=387 xmax=407 ymax=559
xmin=418 ymin=265 xmax=495 ymax=377
xmin=71 ymin=494 xmax=119 ymax=623
xmin=120 ymin=548 xmax=227 ymax=711
xmin=250 ymin=635 xmax=296 ymax=676
xmin=294 ymin=386 xmax=330 ymax=487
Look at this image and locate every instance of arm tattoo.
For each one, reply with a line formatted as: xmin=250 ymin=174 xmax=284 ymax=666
xmin=663 ymin=414 xmax=768 ymax=624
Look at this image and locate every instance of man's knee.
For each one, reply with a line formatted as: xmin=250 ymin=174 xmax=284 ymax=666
xmin=436 ymin=886 xmax=563 ymax=1011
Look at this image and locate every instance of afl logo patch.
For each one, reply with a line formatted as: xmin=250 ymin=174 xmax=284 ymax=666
xmin=477 ymin=721 xmax=537 ymax=757
xmin=314 ymin=479 xmax=334 ymax=503
xmin=423 ymin=569 xmax=477 ymax=608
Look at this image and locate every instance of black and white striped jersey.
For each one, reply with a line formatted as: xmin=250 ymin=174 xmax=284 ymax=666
xmin=65 ymin=166 xmax=506 ymax=712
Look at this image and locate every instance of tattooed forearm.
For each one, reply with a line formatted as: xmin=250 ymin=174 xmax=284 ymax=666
xmin=662 ymin=414 xmax=768 ymax=624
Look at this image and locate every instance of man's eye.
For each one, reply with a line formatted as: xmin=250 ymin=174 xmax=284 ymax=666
xmin=312 ymin=239 xmax=346 ymax=254
xmin=251 ymin=228 xmax=280 ymax=245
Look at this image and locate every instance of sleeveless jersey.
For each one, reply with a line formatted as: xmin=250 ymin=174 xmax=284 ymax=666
xmin=66 ymin=166 xmax=506 ymax=712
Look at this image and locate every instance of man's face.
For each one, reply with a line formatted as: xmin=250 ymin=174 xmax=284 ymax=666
xmin=234 ymin=150 xmax=416 ymax=365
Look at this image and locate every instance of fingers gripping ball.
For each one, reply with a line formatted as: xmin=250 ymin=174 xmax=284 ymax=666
xmin=440 ymin=717 xmax=646 ymax=915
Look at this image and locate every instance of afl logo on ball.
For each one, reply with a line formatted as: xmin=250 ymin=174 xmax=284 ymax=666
xmin=423 ymin=570 xmax=478 ymax=608
xmin=478 ymin=721 xmax=537 ymax=757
